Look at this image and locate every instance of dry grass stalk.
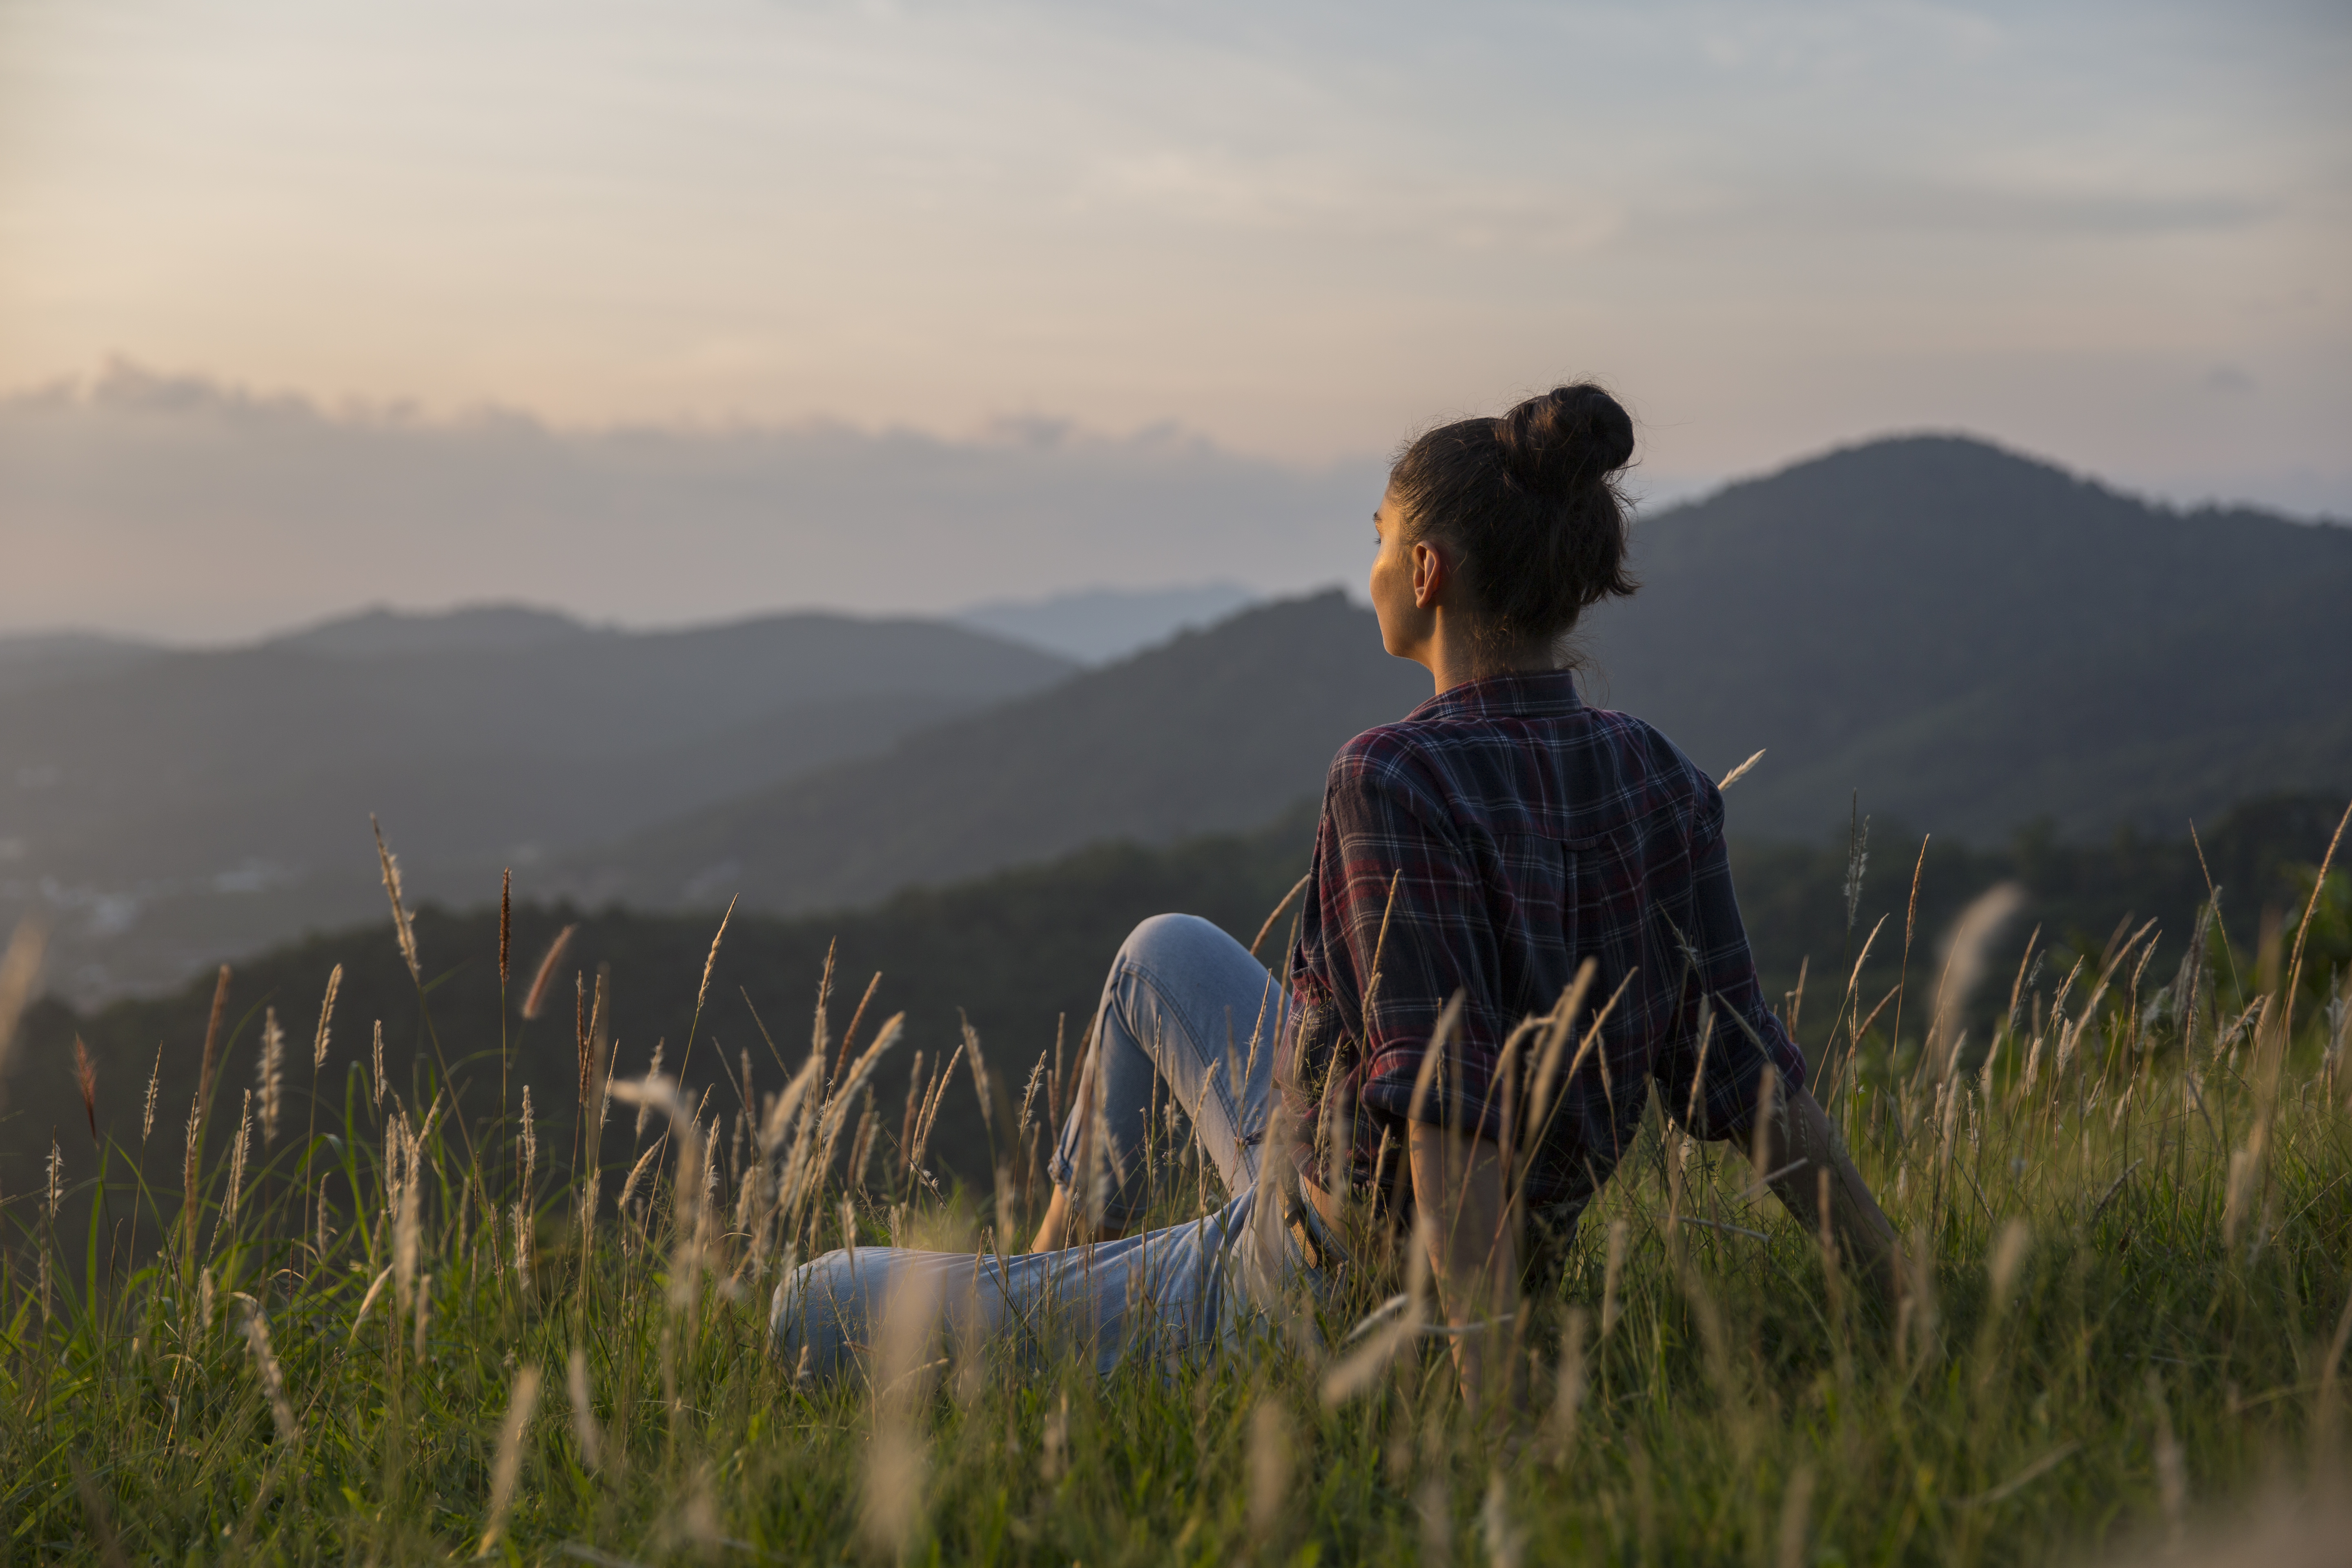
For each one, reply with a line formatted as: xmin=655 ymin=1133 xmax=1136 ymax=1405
xmin=348 ymin=1265 xmax=392 ymax=1341
xmin=370 ymin=817 xmax=421 ymax=984
xmin=197 ymin=964 xmax=231 ymax=1109
xmin=72 ymin=1037 xmax=98 ymax=1143
xmin=2278 ymin=797 xmax=2351 ymax=1040
xmin=1481 ymin=1473 xmax=1525 ymax=1568
xmin=1842 ymin=806 xmax=1870 ymax=932
xmin=45 ymin=1134 xmax=63 ymax=1219
xmin=1247 ymin=1399 xmax=1293 ymax=1540
xmin=695 ymin=895 xmax=738 ymax=1020
xmin=1599 ymin=1218 xmax=1628 ymax=1339
xmin=520 ymin=925 xmax=576 ymax=1021
xmin=1776 ymin=1466 xmax=1817 ymax=1568
xmin=1987 ymin=1219 xmax=2031 ymax=1319
xmin=312 ymin=964 xmax=342 ymax=1069
xmin=498 ymin=869 xmax=511 ymax=989
xmin=2148 ymin=1370 xmax=2188 ymax=1548
xmin=236 ymin=1296 xmax=300 ymax=1446
xmin=1250 ymin=871 xmax=1316 ymax=958
xmin=1417 ymin=1473 xmax=1452 ymax=1567
xmin=1927 ymin=882 xmax=2027 ymax=1080
xmin=0 ymin=920 xmax=50 ymax=1103
xmin=1718 ymin=747 xmax=1766 ymax=790
xmin=635 ymin=1042 xmax=664 ymax=1136
xmin=566 ymin=1345 xmax=602 ymax=1470
xmin=371 ymin=1021 xmax=385 ymax=1107
xmin=391 ymin=1116 xmax=422 ymax=1314
xmin=218 ymin=1090 xmax=252 ymax=1241
xmin=180 ymin=1092 xmax=202 ymax=1254
xmin=478 ymin=1365 xmax=543 ymax=1557
xmin=257 ymin=1007 xmax=285 ymax=1145
xmin=861 ymin=1254 xmax=944 ymax=1560
xmin=141 ymin=1042 xmax=161 ymax=1144
xmin=1548 ymin=1306 xmax=1590 ymax=1460
xmin=615 ymin=1141 xmax=662 ymax=1227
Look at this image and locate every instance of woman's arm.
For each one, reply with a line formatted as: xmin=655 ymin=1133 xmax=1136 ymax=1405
xmin=1407 ymin=1120 xmax=1517 ymax=1406
xmin=1756 ymin=1082 xmax=1901 ymax=1310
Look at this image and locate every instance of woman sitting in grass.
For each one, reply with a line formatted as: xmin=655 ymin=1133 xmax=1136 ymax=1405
xmin=775 ymin=383 xmax=1897 ymax=1397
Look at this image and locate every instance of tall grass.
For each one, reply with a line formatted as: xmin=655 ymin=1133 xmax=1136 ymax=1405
xmin=3 ymin=831 xmax=2349 ymax=1565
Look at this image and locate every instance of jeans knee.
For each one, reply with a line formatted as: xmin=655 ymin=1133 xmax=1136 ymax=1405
xmin=1118 ymin=912 xmax=1226 ymax=975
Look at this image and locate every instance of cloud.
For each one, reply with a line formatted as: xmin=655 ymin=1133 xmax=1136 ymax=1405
xmin=0 ymin=364 xmax=1384 ymax=641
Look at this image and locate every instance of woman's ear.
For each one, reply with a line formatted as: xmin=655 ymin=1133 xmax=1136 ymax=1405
xmin=1411 ymin=539 xmax=1447 ymax=610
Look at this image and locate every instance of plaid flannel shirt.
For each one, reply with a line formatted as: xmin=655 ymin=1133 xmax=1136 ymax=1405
xmin=1281 ymin=668 xmax=1805 ymax=1215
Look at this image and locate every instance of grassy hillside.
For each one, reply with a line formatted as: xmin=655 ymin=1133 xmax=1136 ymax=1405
xmin=4 ymin=838 xmax=2347 ymax=1563
xmin=1586 ymin=435 xmax=2352 ymax=842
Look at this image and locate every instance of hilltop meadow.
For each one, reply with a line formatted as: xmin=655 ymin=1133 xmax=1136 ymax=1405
xmin=0 ymin=793 xmax=2347 ymax=1564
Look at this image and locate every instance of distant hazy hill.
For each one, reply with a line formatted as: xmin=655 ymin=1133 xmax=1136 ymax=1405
xmin=956 ymin=582 xmax=1259 ymax=664
xmin=558 ymin=592 xmax=1428 ymax=911
xmin=0 ymin=630 xmax=164 ymax=694
xmin=1582 ymin=436 xmax=2352 ymax=841
xmin=0 ymin=606 xmax=1074 ymax=1000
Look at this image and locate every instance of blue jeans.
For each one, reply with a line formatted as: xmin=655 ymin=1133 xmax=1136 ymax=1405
xmin=771 ymin=915 xmax=1309 ymax=1379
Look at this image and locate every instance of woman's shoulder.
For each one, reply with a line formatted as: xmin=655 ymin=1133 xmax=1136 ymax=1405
xmin=1576 ymin=705 xmax=1724 ymax=833
xmin=1324 ymin=718 xmax=1445 ymax=797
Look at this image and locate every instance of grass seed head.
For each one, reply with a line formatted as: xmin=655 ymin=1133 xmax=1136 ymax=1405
xmin=257 ymin=1007 xmax=285 ymax=1145
xmin=142 ymin=1041 xmax=161 ymax=1144
xmin=312 ymin=964 xmax=342 ymax=1069
xmin=521 ymin=924 xmax=576 ymax=1021
xmin=238 ymin=1297 xmax=300 ymax=1446
xmin=72 ymin=1036 xmax=98 ymax=1143
xmin=696 ymin=895 xmax=737 ymax=1019
xmin=370 ymin=816 xmax=421 ymax=984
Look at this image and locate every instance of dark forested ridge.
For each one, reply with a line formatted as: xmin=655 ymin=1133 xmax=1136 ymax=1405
xmin=1584 ymin=434 xmax=2352 ymax=842
xmin=11 ymin=790 xmax=2343 ymax=1197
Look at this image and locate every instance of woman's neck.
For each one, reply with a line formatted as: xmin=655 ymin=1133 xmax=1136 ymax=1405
xmin=1417 ymin=619 xmax=1557 ymax=696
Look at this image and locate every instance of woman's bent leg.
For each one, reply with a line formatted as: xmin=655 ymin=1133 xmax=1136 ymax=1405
xmin=1046 ymin=914 xmax=1287 ymax=1231
xmin=771 ymin=912 xmax=1310 ymax=1382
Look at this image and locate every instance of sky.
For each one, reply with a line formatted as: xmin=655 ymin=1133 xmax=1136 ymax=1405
xmin=2 ymin=0 xmax=2347 ymax=639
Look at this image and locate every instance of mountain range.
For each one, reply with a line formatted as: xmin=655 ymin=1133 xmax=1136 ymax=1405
xmin=0 ymin=607 xmax=1073 ymax=999
xmin=4 ymin=433 xmax=2347 ymax=1006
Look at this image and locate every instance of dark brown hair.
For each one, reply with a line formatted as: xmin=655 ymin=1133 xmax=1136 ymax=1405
xmin=1389 ymin=382 xmax=1639 ymax=669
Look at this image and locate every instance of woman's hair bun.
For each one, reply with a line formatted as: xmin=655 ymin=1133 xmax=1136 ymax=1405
xmin=1387 ymin=379 xmax=1639 ymax=668
xmin=1495 ymin=383 xmax=1636 ymax=500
